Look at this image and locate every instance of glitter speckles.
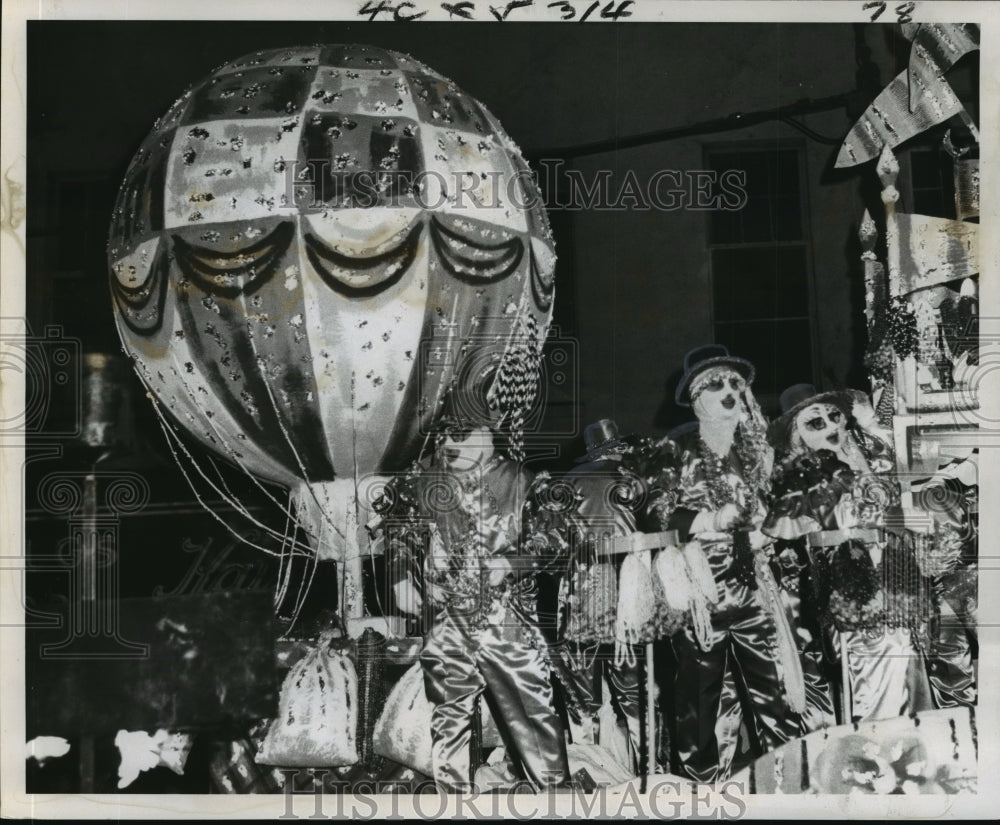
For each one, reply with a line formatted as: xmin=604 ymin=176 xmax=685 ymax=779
xmin=115 ymin=44 xmax=555 ymax=493
xmin=239 ymin=390 xmax=259 ymax=416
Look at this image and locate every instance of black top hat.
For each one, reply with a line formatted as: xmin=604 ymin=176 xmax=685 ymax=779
xmin=674 ymin=344 xmax=755 ymax=407
xmin=577 ymin=419 xmax=629 ymax=462
xmin=767 ymin=383 xmax=869 ymax=454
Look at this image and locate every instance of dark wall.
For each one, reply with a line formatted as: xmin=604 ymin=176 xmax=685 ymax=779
xmin=27 ymin=21 xmax=888 ymax=463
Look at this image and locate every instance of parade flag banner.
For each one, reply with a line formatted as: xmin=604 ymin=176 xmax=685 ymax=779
xmin=836 ymin=68 xmax=965 ymax=168
xmin=894 ymin=213 xmax=979 ymax=294
xmin=908 ymin=24 xmax=980 ymax=112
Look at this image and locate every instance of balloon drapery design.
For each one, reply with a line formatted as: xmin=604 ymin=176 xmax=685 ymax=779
xmin=108 ymin=45 xmax=556 ymax=616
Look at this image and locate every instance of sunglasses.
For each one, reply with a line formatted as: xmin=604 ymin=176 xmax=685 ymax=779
xmin=703 ymin=375 xmax=746 ymax=393
xmin=438 ymin=424 xmax=474 ymax=443
xmin=691 ymin=371 xmax=747 ymax=400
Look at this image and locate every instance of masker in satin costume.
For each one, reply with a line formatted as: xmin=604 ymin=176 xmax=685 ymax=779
xmin=374 ymin=407 xmax=568 ymax=791
xmin=545 ymin=420 xmax=656 ymax=771
xmin=643 ymin=346 xmax=802 ymax=783
xmin=765 ymin=384 xmax=935 ymax=723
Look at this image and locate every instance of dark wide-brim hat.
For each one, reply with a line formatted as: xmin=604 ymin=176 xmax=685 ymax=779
xmin=674 ymin=344 xmax=755 ymax=407
xmin=576 ymin=418 xmax=631 ymax=463
xmin=768 ymin=383 xmax=870 ymax=454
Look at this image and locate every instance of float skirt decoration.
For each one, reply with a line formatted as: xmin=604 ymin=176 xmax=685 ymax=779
xmin=731 ymin=706 xmax=977 ymax=794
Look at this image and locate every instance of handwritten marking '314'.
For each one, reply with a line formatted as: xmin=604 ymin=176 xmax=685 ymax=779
xmin=358 ymin=0 xmax=634 ymax=21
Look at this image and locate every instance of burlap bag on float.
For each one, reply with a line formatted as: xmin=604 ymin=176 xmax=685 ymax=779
xmin=373 ymin=662 xmax=502 ymax=775
xmin=257 ymin=631 xmax=359 ymax=767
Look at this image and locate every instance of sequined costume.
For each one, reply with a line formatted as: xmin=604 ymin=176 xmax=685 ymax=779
xmin=927 ymin=562 xmax=977 ymax=708
xmin=380 ymin=454 xmax=569 ymax=791
xmin=764 ymin=445 xmax=934 ymax=723
xmin=916 ymin=478 xmax=978 ymax=710
xmin=645 ymin=428 xmax=801 ymax=783
xmin=547 ymin=454 xmax=646 ymax=766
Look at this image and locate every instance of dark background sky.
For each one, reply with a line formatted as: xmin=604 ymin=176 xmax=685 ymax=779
xmin=25 ymin=20 xmax=972 ymax=479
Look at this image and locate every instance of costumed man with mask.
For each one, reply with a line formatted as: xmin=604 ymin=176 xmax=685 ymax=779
xmin=372 ymin=390 xmax=569 ymax=792
xmin=764 ymin=384 xmax=934 ymax=723
xmin=545 ymin=419 xmax=653 ymax=772
xmin=641 ymin=345 xmax=803 ymax=783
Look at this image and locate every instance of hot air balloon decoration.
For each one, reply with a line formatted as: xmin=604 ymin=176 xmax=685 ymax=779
xmin=107 ymin=45 xmax=557 ymax=621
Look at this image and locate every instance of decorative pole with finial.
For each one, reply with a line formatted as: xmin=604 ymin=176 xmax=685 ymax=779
xmin=858 ymin=210 xmax=895 ymax=426
xmin=859 ymin=208 xmax=880 ymax=334
xmin=876 ymin=145 xmax=901 ymax=298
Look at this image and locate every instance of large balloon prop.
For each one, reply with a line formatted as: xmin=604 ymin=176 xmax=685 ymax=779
xmin=108 ymin=45 xmax=556 ymax=617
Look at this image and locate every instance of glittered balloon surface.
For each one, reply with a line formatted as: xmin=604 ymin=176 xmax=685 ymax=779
xmin=108 ymin=45 xmax=556 ymax=570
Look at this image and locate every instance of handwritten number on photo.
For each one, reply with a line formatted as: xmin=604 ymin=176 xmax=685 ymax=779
xmin=549 ymin=0 xmax=632 ymax=20
xmin=358 ymin=0 xmax=428 ymax=20
xmin=863 ymin=1 xmax=916 ymax=23
xmin=548 ymin=1 xmax=577 ymax=18
xmin=358 ymin=1 xmax=393 ymax=21
xmin=600 ymin=1 xmax=633 ymax=20
xmin=863 ymin=1 xmax=886 ymax=20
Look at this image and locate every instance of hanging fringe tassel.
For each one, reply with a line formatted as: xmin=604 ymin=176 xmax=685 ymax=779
xmin=682 ymin=542 xmax=719 ymax=605
xmin=487 ymin=309 xmax=544 ymax=461
xmin=355 ymin=628 xmax=387 ymax=769
xmin=652 ymin=543 xmax=719 ymax=652
xmin=682 ymin=542 xmax=719 ymax=653
xmin=615 ymin=550 xmax=656 ymax=668
xmin=876 ymin=380 xmax=896 ymax=427
xmin=653 ymin=547 xmax=693 ymax=612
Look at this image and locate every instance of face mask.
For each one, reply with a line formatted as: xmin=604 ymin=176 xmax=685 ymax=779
xmin=691 ymin=367 xmax=745 ymax=423
xmin=794 ymin=403 xmax=847 ymax=454
xmin=439 ymin=426 xmax=494 ymax=470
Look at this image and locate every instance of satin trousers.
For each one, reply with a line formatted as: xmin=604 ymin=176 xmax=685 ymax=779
xmin=554 ymin=643 xmax=643 ymax=763
xmin=837 ymin=626 xmax=934 ymax=722
xmin=926 ymin=579 xmax=977 ymax=708
xmin=714 ymin=589 xmax=836 ymax=776
xmin=420 ymin=602 xmax=569 ymax=791
xmin=672 ymin=598 xmax=799 ymax=784
xmin=780 ymin=573 xmax=837 ymax=731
